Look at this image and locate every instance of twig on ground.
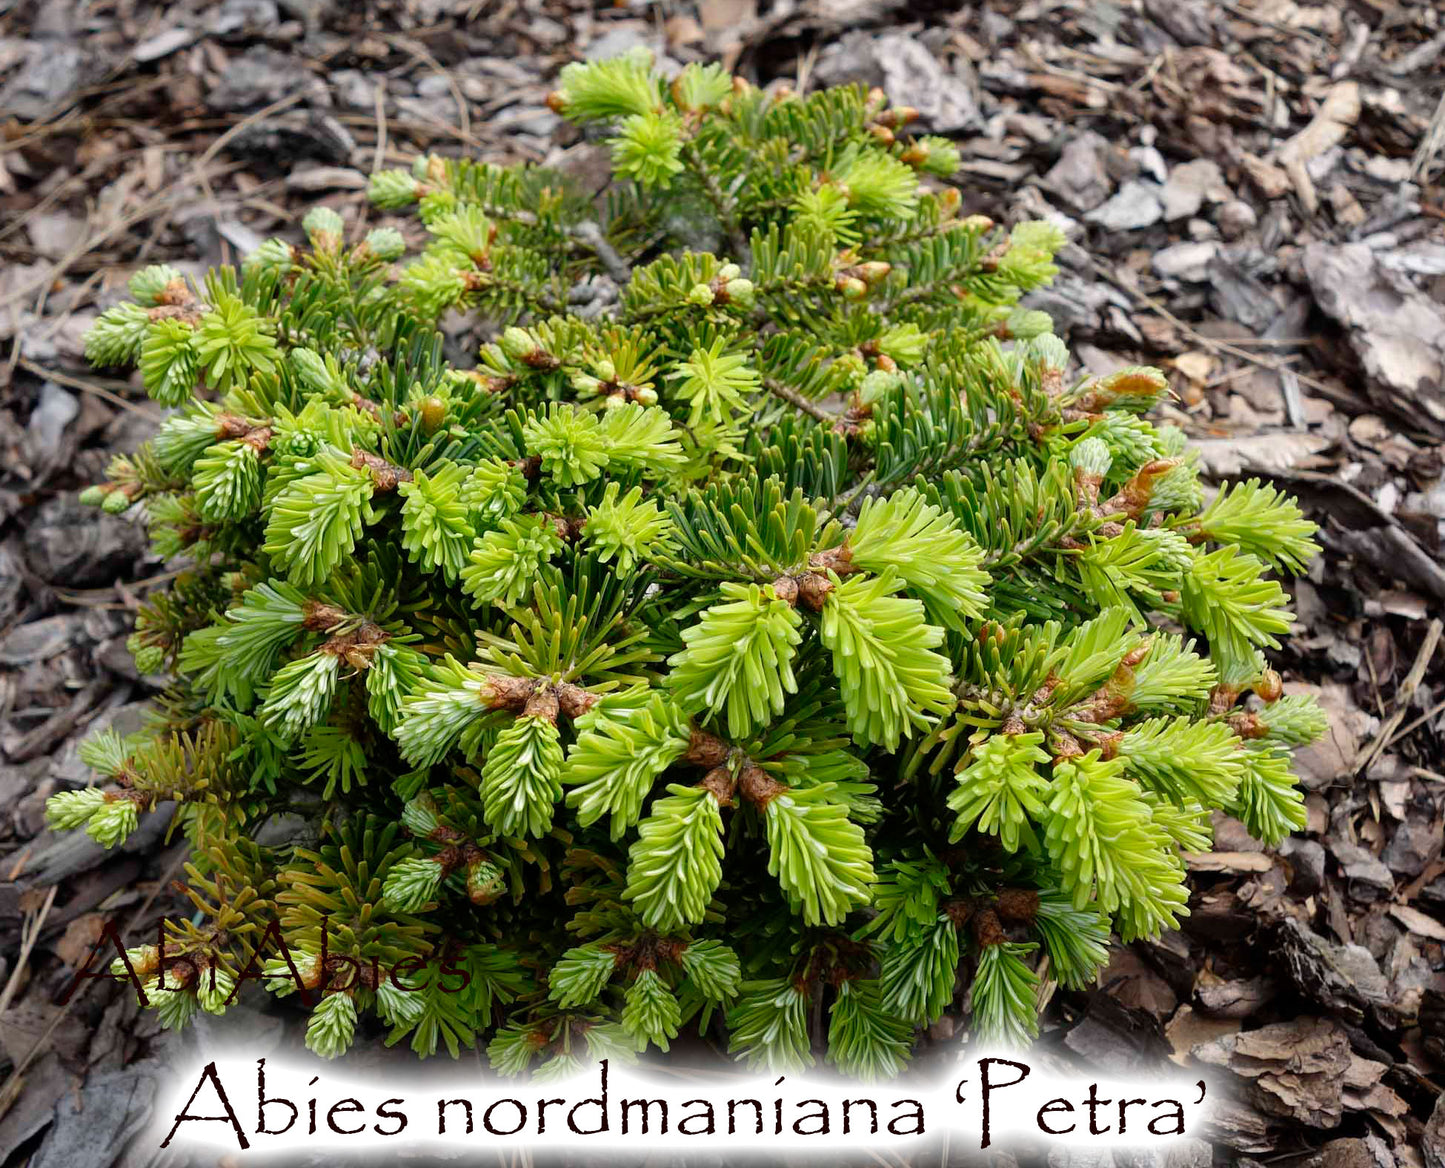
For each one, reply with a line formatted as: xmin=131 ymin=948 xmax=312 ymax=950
xmin=15 ymin=358 xmax=162 ymax=421
xmin=373 ymin=82 xmax=389 ymax=177
xmin=1353 ymin=618 xmax=1443 ymax=776
xmin=0 ymin=885 xmax=57 ymax=1016
xmin=387 ymin=34 xmax=470 ymax=139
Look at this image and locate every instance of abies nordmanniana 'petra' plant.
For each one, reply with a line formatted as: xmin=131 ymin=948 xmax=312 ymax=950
xmin=57 ymin=49 xmax=1325 ymax=1076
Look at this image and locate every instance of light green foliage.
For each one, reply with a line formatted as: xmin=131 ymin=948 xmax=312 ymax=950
xmin=68 ymin=53 xmax=1323 ymax=1077
xmin=86 ymin=301 xmax=151 ymax=367
xmin=306 ymin=992 xmax=358 ymax=1059
xmin=763 ymin=783 xmax=876 ymax=925
xmin=850 ymin=488 xmax=989 ymax=628
xmin=399 ymin=462 xmax=479 ymax=581
xmin=45 ymin=787 xmax=109 ymax=831
xmin=1193 ymin=479 xmax=1319 ymax=572
xmin=480 ymin=713 xmax=565 ymax=837
xmin=1117 ymin=717 xmax=1244 ymax=806
xmin=669 ymin=582 xmax=802 ymax=738
xmin=584 ymin=483 xmax=673 ymax=572
xmin=880 ymin=918 xmax=959 ymax=1024
xmin=550 ymin=48 xmax=660 ymax=122
xmin=970 ymin=942 xmax=1040 ymax=1048
xmin=382 ymin=856 xmax=445 ymax=913
xmin=461 ymin=516 xmax=564 ymax=607
xmin=1046 ymin=753 xmax=1190 ymax=942
xmin=679 ymin=939 xmax=741 ymax=1000
xmin=1233 ymin=745 xmax=1308 ymax=845
xmin=624 ymin=784 xmax=724 ymax=930
xmin=395 ymin=657 xmax=499 ymax=767
xmin=621 ymin=969 xmax=681 ymax=1050
xmin=263 ymin=452 xmax=377 ymax=587
xmin=192 ymin=441 xmax=262 ymax=520
xmin=671 ymin=339 xmax=760 ymax=427
xmin=947 ymin=731 xmax=1050 ymax=849
xmin=564 ymin=691 xmax=691 ymax=838
xmin=196 ymin=292 xmax=278 ymax=392
xmin=1181 ymin=544 xmax=1295 ymax=674
xmin=612 ymin=110 xmax=685 ymax=188
xmin=819 ymin=571 xmax=955 ymax=750
xmin=129 ymin=264 xmax=186 ymax=306
xmin=260 ymin=652 xmax=340 ymax=743
xmin=549 ymin=943 xmax=620 ymax=1008
xmin=827 ymin=980 xmax=913 ymax=1080
xmin=727 ymin=979 xmax=813 ymax=1071
xmin=140 ymin=319 xmax=200 ymax=407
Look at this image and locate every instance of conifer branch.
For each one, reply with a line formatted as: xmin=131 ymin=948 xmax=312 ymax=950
xmin=59 ymin=52 xmax=1325 ymax=1075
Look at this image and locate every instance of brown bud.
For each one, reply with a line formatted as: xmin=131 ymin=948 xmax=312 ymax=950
xmin=797 ymin=572 xmax=835 ymax=611
xmin=146 ymin=303 xmax=204 ymax=327
xmin=737 ymin=763 xmax=786 ymax=808
xmin=995 ymin=888 xmax=1040 ymax=925
xmin=1094 ymin=729 xmax=1125 ymax=760
xmin=302 ymin=600 xmax=349 ymax=631
xmin=481 ymin=674 xmax=537 ymax=711
xmin=1228 ymin=713 xmax=1269 ymax=740
xmin=557 ymin=684 xmax=600 ymax=720
xmin=943 ymin=898 xmax=975 ymax=928
xmin=238 ymin=425 xmax=273 ymax=452
xmin=771 ymin=576 xmax=800 ymax=606
xmin=1257 ymin=669 xmax=1283 ymax=703
xmin=971 ymin=907 xmax=1008 ymax=947
xmin=686 ymin=728 xmax=730 ymax=769
xmin=157 ymin=277 xmax=195 ymax=307
xmin=522 ymin=687 xmax=560 ymax=724
xmin=699 ymin=766 xmax=737 ymax=806
xmin=350 ymin=449 xmax=413 ymax=492
xmin=808 ymin=542 xmax=854 ymax=574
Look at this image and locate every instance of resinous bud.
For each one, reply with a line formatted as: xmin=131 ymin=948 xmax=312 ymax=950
xmin=723 ymin=278 xmax=755 ymax=309
xmin=1257 ymin=669 xmax=1283 ymax=703
xmin=500 ymin=327 xmax=535 ymax=361
xmin=419 ymin=395 xmax=447 ymax=434
xmin=362 ymin=227 xmax=405 ymax=262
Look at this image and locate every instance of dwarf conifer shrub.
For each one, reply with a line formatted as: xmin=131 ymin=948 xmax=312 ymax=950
xmin=57 ymin=51 xmax=1325 ymax=1075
